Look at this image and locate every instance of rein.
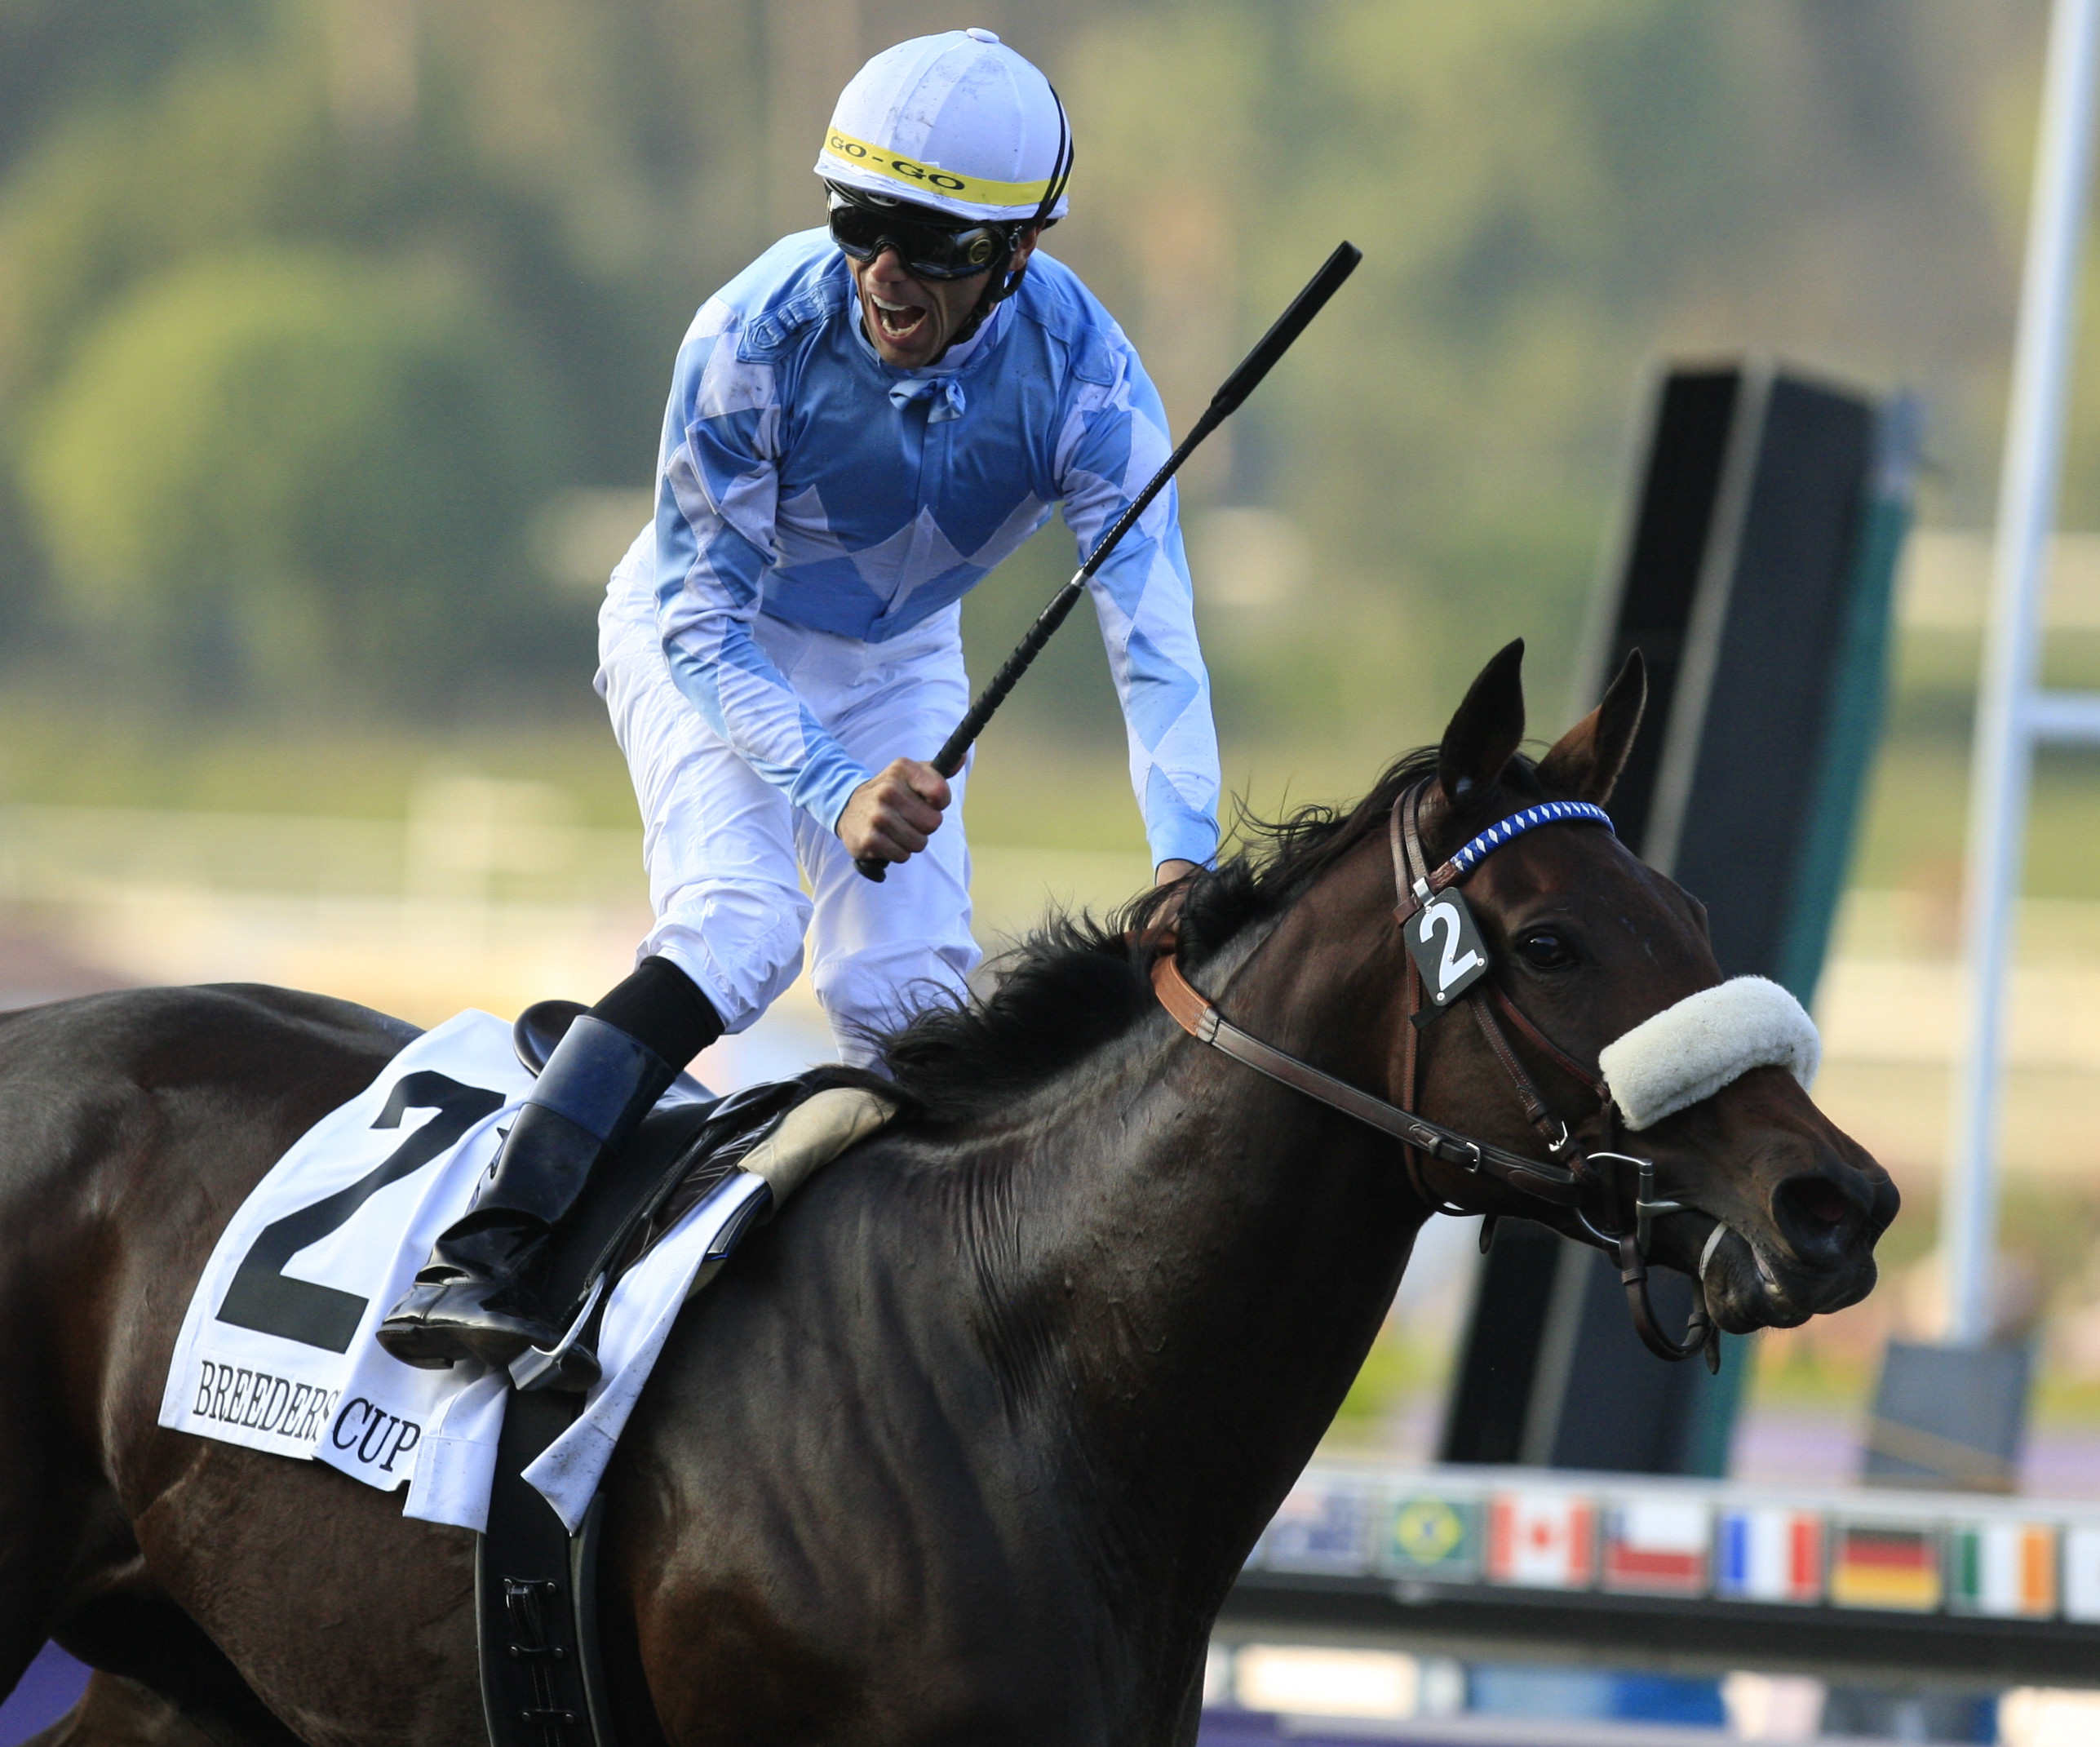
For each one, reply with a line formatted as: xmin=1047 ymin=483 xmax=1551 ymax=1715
xmin=1150 ymin=954 xmax=1585 ymax=1206
xmin=1150 ymin=780 xmax=1717 ymax=1368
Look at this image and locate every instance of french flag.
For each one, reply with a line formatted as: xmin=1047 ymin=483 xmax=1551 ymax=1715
xmin=1716 ymin=1507 xmax=1823 ymax=1604
xmin=1487 ymin=1492 xmax=1595 ymax=1590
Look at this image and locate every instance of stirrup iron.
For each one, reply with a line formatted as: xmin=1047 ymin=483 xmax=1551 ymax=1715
xmin=508 ymin=1272 xmax=606 ymax=1394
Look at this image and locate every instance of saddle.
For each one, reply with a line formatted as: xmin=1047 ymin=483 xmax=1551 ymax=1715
xmin=477 ymin=1001 xmax=893 ymax=1747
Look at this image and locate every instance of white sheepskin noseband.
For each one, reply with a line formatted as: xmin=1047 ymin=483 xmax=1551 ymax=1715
xmin=1597 ymin=976 xmax=1820 ymax=1131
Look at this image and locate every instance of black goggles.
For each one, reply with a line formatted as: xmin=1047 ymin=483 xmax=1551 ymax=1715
xmin=826 ymin=196 xmax=1015 ymax=281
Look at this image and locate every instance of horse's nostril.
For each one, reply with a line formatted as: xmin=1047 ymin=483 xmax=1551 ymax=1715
xmin=1779 ymin=1175 xmax=1850 ymax=1230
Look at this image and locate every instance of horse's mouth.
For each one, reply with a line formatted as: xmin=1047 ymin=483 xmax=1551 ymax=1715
xmin=1695 ymin=1219 xmax=1877 ymax=1335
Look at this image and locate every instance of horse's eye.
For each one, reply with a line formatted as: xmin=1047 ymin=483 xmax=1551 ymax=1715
xmin=1517 ymin=931 xmax=1574 ymax=969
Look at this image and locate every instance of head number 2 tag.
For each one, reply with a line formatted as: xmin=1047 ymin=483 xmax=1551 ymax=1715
xmin=1405 ymin=889 xmax=1491 ymax=1010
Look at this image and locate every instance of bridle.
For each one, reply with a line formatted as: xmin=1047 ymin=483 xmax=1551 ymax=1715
xmin=1150 ymin=779 xmax=1719 ymax=1368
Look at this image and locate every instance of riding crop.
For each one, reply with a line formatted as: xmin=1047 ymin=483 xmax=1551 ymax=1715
xmin=854 ymin=239 xmax=1363 ymax=881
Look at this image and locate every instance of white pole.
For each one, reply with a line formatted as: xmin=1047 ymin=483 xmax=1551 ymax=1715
xmin=1945 ymin=0 xmax=2100 ymax=1347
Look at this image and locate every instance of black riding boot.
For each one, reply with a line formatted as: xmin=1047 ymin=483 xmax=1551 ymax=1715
xmin=377 ymin=957 xmax=721 ymax=1371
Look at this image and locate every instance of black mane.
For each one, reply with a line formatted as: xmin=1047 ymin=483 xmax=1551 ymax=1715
xmin=879 ymin=748 xmax=1548 ymax=1124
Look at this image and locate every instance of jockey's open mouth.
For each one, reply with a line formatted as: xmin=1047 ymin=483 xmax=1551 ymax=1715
xmin=869 ymin=290 xmax=929 ymax=343
xmin=847 ymin=242 xmax=1002 ymax=368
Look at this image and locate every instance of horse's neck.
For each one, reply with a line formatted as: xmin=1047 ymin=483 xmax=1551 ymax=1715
xmin=992 ymin=848 xmax=1427 ymax=1585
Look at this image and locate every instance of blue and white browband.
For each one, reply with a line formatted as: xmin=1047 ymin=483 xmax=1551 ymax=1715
xmin=1446 ymin=800 xmax=1615 ymax=878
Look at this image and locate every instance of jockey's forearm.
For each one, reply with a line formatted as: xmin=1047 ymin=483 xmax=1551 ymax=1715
xmin=658 ymin=624 xmax=873 ymax=831
xmin=1057 ymin=363 xmax=1221 ymax=869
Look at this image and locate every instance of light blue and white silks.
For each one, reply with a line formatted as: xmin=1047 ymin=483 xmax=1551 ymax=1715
xmin=157 ymin=1012 xmax=762 ymax=1535
xmin=596 ymin=232 xmax=1221 ymax=1058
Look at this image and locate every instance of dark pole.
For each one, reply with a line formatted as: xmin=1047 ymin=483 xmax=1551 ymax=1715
xmin=857 ymin=239 xmax=1362 ymax=880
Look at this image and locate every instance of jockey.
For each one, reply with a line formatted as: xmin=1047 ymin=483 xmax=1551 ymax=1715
xmin=379 ymin=28 xmax=1221 ymax=1372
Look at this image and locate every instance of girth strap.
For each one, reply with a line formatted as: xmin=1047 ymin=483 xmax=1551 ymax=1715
xmin=1149 ymin=952 xmax=1584 ymax=1205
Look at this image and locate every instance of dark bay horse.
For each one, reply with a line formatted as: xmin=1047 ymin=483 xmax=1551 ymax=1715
xmin=2 ymin=643 xmax=1894 ymax=1746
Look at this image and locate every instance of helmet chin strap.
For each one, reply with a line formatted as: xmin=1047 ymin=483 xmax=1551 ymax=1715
xmin=936 ymin=238 xmax=1028 ymax=357
xmin=937 ymin=86 xmax=1074 ymax=359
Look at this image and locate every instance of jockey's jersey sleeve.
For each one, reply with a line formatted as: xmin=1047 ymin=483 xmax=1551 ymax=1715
xmin=644 ymin=229 xmax=1221 ymax=871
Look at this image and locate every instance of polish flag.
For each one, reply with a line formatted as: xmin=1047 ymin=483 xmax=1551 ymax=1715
xmin=1716 ymin=1507 xmax=1824 ymax=1604
xmin=1487 ymin=1492 xmax=1595 ymax=1589
xmin=1602 ymin=1499 xmax=1711 ymax=1596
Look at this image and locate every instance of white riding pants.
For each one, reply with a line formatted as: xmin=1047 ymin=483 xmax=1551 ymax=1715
xmin=598 ymin=573 xmax=977 ymax=1069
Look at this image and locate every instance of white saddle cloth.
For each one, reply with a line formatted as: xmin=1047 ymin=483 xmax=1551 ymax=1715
xmin=157 ymin=1010 xmax=764 ymax=1534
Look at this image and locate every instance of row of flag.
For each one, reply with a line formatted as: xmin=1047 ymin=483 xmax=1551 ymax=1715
xmin=1257 ymin=1476 xmax=2089 ymax=1621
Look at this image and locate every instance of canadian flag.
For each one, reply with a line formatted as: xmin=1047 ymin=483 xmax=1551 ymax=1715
xmin=1487 ymin=1492 xmax=1596 ymax=1589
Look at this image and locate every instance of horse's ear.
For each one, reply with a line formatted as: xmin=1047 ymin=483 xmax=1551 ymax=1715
xmin=1438 ymin=639 xmax=1527 ymax=801
xmin=1537 ymin=649 xmax=1647 ymax=804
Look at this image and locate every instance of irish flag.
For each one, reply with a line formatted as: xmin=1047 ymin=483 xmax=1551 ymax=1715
xmin=1487 ymin=1492 xmax=1595 ymax=1590
xmin=1716 ymin=1506 xmax=1823 ymax=1603
xmin=1948 ymin=1521 xmax=2056 ymax=1618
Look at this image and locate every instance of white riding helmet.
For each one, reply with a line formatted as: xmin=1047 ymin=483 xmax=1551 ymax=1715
xmin=815 ymin=29 xmax=1071 ymax=226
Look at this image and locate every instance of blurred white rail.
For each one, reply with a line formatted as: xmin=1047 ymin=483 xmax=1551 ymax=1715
xmin=0 ymin=791 xmax=644 ymax=907
xmin=14 ymin=798 xmax=2100 ymax=1091
xmin=0 ymin=800 xmax=1154 ymax=1026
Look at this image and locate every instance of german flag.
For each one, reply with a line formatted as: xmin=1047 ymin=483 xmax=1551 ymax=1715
xmin=1829 ymin=1521 xmax=1941 ymax=1612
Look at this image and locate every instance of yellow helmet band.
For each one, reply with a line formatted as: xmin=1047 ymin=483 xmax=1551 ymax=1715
xmin=818 ymin=128 xmax=1055 ymax=211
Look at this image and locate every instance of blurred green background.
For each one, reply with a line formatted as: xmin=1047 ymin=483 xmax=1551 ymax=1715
xmin=0 ymin=0 xmax=2067 ymax=832
xmin=10 ymin=0 xmax=2100 ymax=1477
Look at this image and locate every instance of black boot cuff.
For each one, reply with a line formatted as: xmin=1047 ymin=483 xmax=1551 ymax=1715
xmin=529 ymin=1015 xmax=671 ymax=1142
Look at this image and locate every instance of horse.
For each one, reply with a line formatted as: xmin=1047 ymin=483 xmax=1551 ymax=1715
xmin=0 ymin=641 xmax=1894 ymax=1747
